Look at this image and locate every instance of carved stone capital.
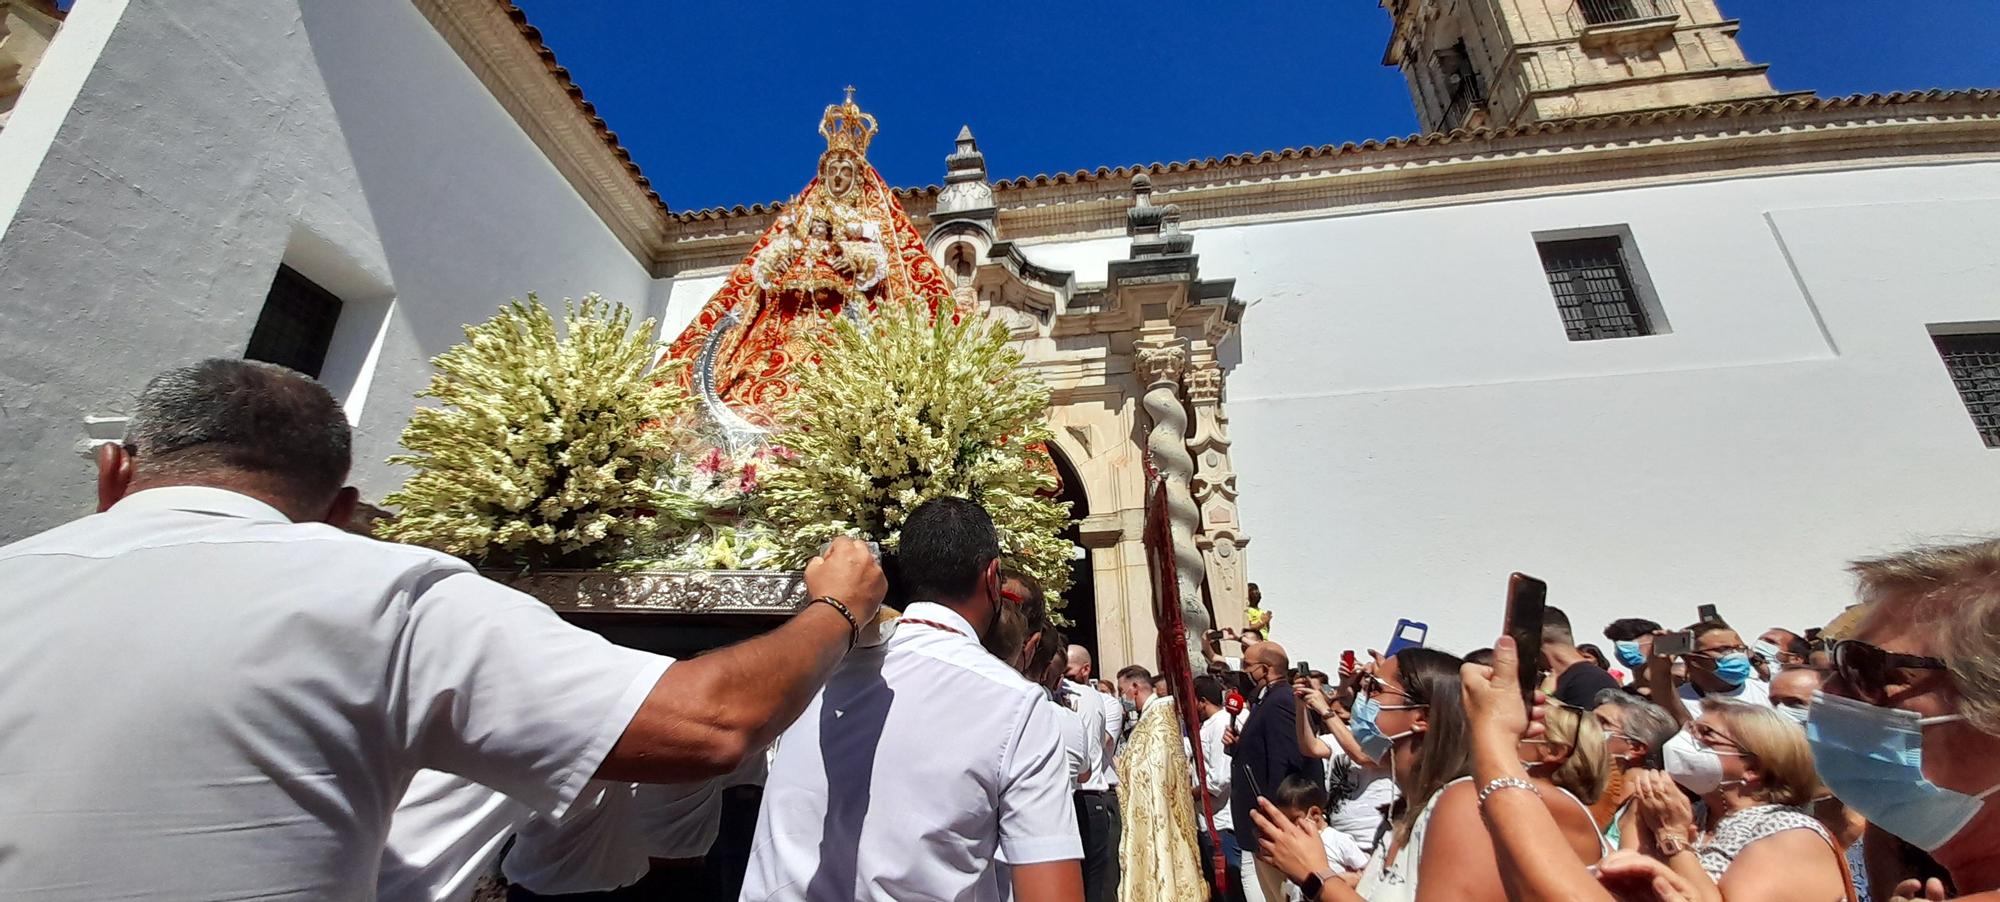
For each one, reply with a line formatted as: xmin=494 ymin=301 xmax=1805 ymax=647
xmin=1134 ymin=338 xmax=1186 ymax=387
xmin=1184 ymin=364 xmax=1223 ymax=403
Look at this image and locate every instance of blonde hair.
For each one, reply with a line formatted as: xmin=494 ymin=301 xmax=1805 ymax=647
xmin=1541 ymin=704 xmax=1610 ymax=804
xmin=1849 ymin=539 xmax=2000 ymax=736
xmin=1704 ymin=698 xmax=1817 ymax=807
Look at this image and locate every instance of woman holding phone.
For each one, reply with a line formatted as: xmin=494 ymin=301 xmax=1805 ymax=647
xmin=1259 ymin=647 xmax=1497 ymax=902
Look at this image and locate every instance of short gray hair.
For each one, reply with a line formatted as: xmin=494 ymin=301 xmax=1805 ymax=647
xmin=1850 ymin=539 xmax=2000 ymax=736
xmin=1593 ymin=688 xmax=1676 ymax=769
xmin=126 ymin=359 xmax=351 ymax=501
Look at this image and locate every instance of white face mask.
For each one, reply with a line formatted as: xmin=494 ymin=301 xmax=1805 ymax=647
xmin=1663 ymin=728 xmax=1744 ymax=795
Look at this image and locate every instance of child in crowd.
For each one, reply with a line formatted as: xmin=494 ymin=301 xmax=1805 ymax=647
xmin=1273 ymin=775 xmax=1370 ymax=890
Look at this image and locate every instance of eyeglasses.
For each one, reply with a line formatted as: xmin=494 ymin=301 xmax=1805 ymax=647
xmin=1687 ymin=644 xmax=1748 ymax=659
xmin=1360 ymin=674 xmax=1414 ymax=703
xmin=1685 ymin=723 xmax=1746 ymax=756
xmin=1830 ymin=638 xmax=1948 ymax=705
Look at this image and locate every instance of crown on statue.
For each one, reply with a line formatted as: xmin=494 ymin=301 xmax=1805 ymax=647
xmin=819 ymin=86 xmax=878 ymax=158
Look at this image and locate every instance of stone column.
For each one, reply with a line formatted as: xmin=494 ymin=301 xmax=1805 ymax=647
xmin=1185 ymin=358 xmax=1250 ymax=635
xmin=1135 ymin=335 xmax=1209 ymax=675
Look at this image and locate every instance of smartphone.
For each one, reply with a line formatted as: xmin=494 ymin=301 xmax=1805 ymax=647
xmin=1503 ymin=573 xmax=1548 ymax=707
xmin=1341 ymin=650 xmax=1357 ymax=676
xmin=1655 ymin=630 xmax=1696 ymax=657
xmin=1697 ymin=603 xmax=1721 ymax=625
xmin=1385 ymin=619 xmax=1429 ymax=656
xmin=1293 ymin=661 xmax=1311 ymax=681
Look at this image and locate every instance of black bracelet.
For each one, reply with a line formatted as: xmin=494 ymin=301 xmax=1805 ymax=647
xmin=809 ymin=595 xmax=860 ymax=649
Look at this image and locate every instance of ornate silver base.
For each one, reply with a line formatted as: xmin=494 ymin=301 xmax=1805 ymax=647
xmin=487 ymin=569 xmax=806 ymax=615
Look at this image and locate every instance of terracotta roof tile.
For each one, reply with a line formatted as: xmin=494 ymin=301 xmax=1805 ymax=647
xmin=498 ymin=1 xmax=666 ymax=215
xmin=665 ymin=89 xmax=2000 ymax=222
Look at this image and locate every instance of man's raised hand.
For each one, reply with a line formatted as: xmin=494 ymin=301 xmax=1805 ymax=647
xmin=804 ymin=537 xmax=888 ymax=626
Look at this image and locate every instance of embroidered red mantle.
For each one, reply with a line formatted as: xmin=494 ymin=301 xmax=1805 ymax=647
xmin=659 ymin=92 xmax=956 ymax=422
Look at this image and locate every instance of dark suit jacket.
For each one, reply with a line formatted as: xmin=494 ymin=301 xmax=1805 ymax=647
xmin=1228 ymin=683 xmax=1324 ymax=852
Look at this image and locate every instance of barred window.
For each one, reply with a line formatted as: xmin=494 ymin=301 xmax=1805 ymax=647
xmin=1934 ymin=333 xmax=2000 ymax=448
xmin=244 ymin=264 xmax=343 ymax=378
xmin=1538 ymin=236 xmax=1655 ymax=342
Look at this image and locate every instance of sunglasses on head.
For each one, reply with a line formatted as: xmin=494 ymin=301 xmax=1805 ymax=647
xmin=1830 ymin=638 xmax=1948 ymax=704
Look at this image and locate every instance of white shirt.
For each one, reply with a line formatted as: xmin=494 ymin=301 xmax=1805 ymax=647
xmin=379 ymin=771 xmax=526 ymax=902
xmin=1319 ymin=826 xmax=1371 ymax=872
xmin=385 ymin=760 xmax=760 ymax=902
xmin=502 ymin=781 xmax=650 ymax=895
xmin=1196 ymin=710 xmax=1234 ymax=833
xmin=0 ymin=487 xmax=672 ymax=900
xmin=632 ymin=744 xmax=770 ymax=859
xmin=743 ymin=602 xmax=1082 ymax=901
xmin=1051 ymin=696 xmax=1093 ymax=789
xmin=1319 ymin=744 xmax=1397 ymax=851
xmin=1066 ymin=679 xmax=1120 ymax=792
xmin=1678 ymin=677 xmax=1770 ymax=720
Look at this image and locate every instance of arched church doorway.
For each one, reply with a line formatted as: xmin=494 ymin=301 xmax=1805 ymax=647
xmin=1047 ymin=445 xmax=1099 ymax=667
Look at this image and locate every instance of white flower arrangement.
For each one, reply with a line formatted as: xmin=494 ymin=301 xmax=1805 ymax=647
xmin=759 ymin=299 xmax=1078 ymax=606
xmin=377 ymin=295 xmax=701 ymax=568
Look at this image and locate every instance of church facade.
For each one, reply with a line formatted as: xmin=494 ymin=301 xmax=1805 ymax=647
xmin=4 ymin=0 xmax=2000 ymax=667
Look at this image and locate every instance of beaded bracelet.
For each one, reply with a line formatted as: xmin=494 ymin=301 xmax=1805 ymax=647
xmin=1477 ymin=776 xmax=1540 ymax=807
xmin=809 ymin=595 xmax=860 ymax=649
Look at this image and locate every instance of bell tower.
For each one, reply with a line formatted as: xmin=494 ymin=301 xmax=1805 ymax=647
xmin=1381 ymin=0 xmax=1792 ymax=133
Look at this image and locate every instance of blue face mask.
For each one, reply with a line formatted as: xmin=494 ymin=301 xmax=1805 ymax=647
xmin=1808 ymin=690 xmax=2000 ymax=852
xmin=1751 ymin=640 xmax=1781 ymax=664
xmin=1348 ymin=695 xmax=1420 ymax=762
xmin=1710 ymin=652 xmax=1754 ymax=687
xmin=1614 ymin=640 xmax=1647 ymax=669
xmin=1775 ymin=703 xmax=1810 ymax=726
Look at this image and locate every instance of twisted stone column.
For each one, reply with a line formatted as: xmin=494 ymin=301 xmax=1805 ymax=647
xmin=1136 ymin=336 xmax=1210 ymax=674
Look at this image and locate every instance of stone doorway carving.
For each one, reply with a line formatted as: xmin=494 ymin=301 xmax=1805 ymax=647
xmin=926 ymin=127 xmax=1249 ymax=671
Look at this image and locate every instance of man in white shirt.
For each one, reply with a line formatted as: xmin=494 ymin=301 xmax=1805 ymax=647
xmin=1190 ymin=676 xmax=1242 ymax=902
xmin=998 ymin=571 xmax=1093 ymax=790
xmin=1643 ymin=620 xmax=1771 ymax=724
xmin=0 ymin=359 xmax=887 ymax=900
xmin=1064 ymin=645 xmax=1123 ymax=902
xmin=742 ymin=498 xmax=1084 ymax=902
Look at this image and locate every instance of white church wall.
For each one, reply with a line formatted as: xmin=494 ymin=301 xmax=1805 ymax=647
xmin=1017 ymin=161 xmax=2000 ymax=657
xmin=654 ymin=273 xmax=729 ymax=343
xmin=0 ymin=0 xmax=652 ymax=540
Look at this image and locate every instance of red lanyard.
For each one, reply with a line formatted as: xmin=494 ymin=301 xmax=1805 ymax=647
xmin=899 ymin=618 xmax=965 ymax=637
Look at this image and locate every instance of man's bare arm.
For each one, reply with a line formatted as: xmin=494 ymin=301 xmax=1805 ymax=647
xmin=1011 ymin=860 xmax=1085 ymax=902
xmin=595 ymin=538 xmax=886 ymax=782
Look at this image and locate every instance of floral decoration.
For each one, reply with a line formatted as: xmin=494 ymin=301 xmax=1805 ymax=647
xmin=377 ymin=295 xmax=701 ymax=569
xmin=757 ymin=298 xmax=1077 ymax=607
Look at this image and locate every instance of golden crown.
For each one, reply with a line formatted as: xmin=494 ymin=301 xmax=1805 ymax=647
xmin=819 ymin=86 xmax=878 ymax=158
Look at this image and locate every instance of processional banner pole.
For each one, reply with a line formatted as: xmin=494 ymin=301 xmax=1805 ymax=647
xmin=1144 ymin=465 xmax=1228 ymax=897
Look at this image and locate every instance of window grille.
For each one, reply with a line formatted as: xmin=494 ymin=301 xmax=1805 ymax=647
xmin=1539 ymin=236 xmax=1653 ymax=341
xmin=1933 ymin=333 xmax=2000 ymax=448
xmin=244 ymin=264 xmax=343 ymax=378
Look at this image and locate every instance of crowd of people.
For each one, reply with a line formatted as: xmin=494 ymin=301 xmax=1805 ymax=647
xmin=1201 ymin=585 xmax=2000 ymax=902
xmin=2 ymin=358 xmax=1999 ymax=902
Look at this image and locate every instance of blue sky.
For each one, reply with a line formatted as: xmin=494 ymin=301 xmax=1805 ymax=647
xmin=510 ymin=0 xmax=2000 ymax=212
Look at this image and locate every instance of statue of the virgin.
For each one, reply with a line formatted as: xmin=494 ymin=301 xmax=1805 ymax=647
xmin=660 ymin=90 xmax=955 ymax=428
